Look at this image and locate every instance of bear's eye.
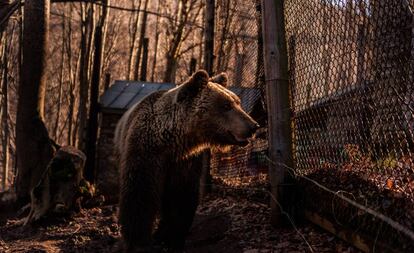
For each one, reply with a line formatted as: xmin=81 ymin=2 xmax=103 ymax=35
xmin=222 ymin=103 xmax=232 ymax=111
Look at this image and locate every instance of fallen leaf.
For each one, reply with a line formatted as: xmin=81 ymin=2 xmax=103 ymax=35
xmin=386 ymin=179 xmax=393 ymax=189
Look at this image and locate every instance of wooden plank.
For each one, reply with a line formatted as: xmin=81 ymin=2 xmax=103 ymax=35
xmin=260 ymin=0 xmax=293 ymax=225
xmin=305 ymin=211 xmax=401 ymax=253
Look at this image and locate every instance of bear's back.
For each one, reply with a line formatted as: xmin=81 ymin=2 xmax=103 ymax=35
xmin=114 ymin=90 xmax=168 ymax=156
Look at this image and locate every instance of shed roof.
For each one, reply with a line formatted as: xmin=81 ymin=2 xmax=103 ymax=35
xmin=99 ymin=80 xmax=261 ymax=113
xmin=100 ymin=81 xmax=175 ymax=110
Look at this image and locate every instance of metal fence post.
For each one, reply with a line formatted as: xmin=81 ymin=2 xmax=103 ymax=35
xmin=261 ymin=0 xmax=293 ymax=226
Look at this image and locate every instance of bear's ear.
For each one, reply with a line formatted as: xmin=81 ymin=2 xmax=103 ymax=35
xmin=210 ymin=73 xmax=228 ymax=87
xmin=176 ymin=70 xmax=209 ymax=102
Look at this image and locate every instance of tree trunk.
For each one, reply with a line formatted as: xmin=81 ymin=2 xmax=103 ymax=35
xmin=67 ymin=3 xmax=75 ymax=146
xmin=84 ymin=0 xmax=109 ymax=183
xmin=163 ymin=0 xmax=198 ymax=83
xmin=104 ymin=73 xmax=111 ymax=91
xmin=76 ymin=3 xmax=94 ymax=151
xmin=0 ymin=0 xmax=19 ymax=33
xmin=150 ymin=0 xmax=161 ymax=82
xmin=215 ymin=0 xmax=232 ymax=73
xmin=53 ymin=13 xmax=66 ymax=139
xmin=163 ymin=55 xmax=177 ymax=83
xmin=1 ymin=33 xmax=9 ymax=191
xmin=189 ymin=57 xmax=197 ymax=75
xmin=100 ymin=0 xmax=110 ymax=76
xmin=199 ymin=0 xmax=215 ymax=199
xmin=203 ymin=0 xmax=215 ymax=74
xmin=140 ymin=37 xmax=149 ymax=81
xmin=133 ymin=0 xmax=149 ymax=80
xmin=72 ymin=45 xmax=82 ymax=146
xmin=127 ymin=0 xmax=142 ymax=80
xmin=15 ymin=0 xmax=54 ymax=203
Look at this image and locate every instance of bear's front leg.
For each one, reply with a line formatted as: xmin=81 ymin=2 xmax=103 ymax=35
xmin=155 ymin=158 xmax=201 ymax=251
xmin=156 ymin=184 xmax=199 ymax=251
xmin=119 ymin=164 xmax=163 ymax=253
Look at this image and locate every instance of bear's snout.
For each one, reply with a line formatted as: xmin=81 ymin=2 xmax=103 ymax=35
xmin=242 ymin=121 xmax=259 ymax=139
xmin=249 ymin=122 xmax=260 ymax=136
xmin=229 ymin=115 xmax=260 ymax=146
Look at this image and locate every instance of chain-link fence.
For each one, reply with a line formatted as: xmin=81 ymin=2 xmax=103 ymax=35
xmin=210 ymin=0 xmax=269 ymax=187
xmin=285 ymin=0 xmax=414 ymax=249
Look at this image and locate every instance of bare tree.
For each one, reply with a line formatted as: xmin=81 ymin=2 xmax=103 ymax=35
xmin=15 ymin=0 xmax=54 ymax=202
xmin=215 ymin=0 xmax=234 ymax=73
xmin=0 ymin=0 xmax=208 ymax=196
xmin=163 ymin=0 xmax=203 ymax=83
xmin=66 ymin=3 xmax=76 ymax=146
xmin=1 ymin=31 xmax=10 ymax=191
xmin=151 ymin=0 xmax=162 ymax=82
xmin=101 ymin=14 xmax=121 ymax=80
xmin=76 ymin=3 xmax=95 ymax=151
xmin=0 ymin=0 xmax=19 ymax=33
xmin=127 ymin=0 xmax=142 ymax=80
xmin=133 ymin=0 xmax=149 ymax=80
xmin=53 ymin=12 xmax=66 ymax=139
xmin=85 ymin=0 xmax=110 ymax=182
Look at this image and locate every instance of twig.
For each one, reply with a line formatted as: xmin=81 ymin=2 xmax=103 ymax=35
xmin=0 ymin=0 xmax=20 ymax=28
xmin=71 ymin=223 xmax=81 ymax=234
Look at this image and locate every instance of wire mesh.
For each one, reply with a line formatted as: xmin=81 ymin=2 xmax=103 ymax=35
xmin=285 ymin=0 xmax=414 ymax=248
xmin=210 ymin=0 xmax=268 ymax=187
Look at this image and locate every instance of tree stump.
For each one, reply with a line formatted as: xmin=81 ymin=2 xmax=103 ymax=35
xmin=24 ymin=146 xmax=94 ymax=225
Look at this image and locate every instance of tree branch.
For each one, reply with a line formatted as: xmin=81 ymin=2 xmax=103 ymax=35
xmin=0 ymin=0 xmax=20 ymax=32
xmin=0 ymin=0 xmax=204 ymax=30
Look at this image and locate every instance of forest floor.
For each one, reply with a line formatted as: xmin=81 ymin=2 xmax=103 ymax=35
xmin=0 ymin=192 xmax=359 ymax=253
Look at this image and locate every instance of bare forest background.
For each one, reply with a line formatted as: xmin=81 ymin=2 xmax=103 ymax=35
xmin=0 ymin=0 xmax=255 ymax=193
xmin=1 ymin=0 xmax=414 ymax=251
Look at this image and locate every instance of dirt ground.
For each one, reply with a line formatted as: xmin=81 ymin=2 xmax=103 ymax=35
xmin=0 ymin=193 xmax=359 ymax=253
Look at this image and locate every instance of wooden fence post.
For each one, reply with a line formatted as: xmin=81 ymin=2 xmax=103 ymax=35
xmin=261 ymin=0 xmax=293 ymax=226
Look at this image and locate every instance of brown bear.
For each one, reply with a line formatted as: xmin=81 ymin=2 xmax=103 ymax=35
xmin=114 ymin=70 xmax=259 ymax=252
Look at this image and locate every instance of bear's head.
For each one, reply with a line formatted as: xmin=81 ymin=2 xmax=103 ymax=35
xmin=174 ymin=70 xmax=260 ymax=149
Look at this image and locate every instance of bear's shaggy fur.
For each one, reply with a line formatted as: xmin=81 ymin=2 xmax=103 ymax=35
xmin=114 ymin=70 xmax=259 ymax=252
